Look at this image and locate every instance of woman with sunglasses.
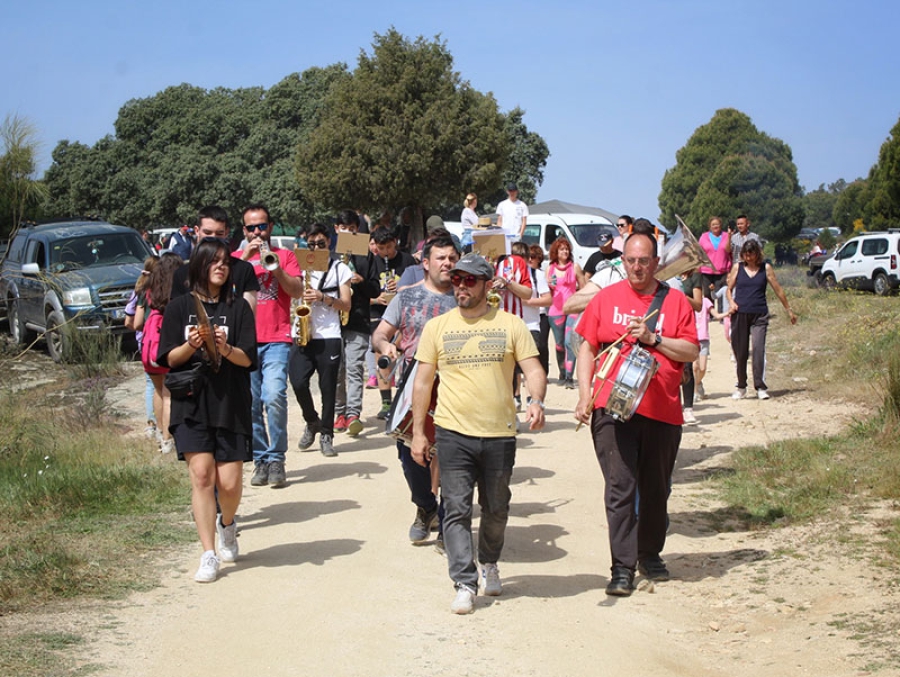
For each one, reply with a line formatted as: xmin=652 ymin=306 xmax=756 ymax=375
xmin=546 ymin=236 xmax=585 ymax=388
xmin=158 ymin=238 xmax=258 ymax=583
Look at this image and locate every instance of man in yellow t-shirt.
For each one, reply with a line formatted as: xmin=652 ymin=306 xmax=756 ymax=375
xmin=412 ymin=253 xmax=547 ymax=615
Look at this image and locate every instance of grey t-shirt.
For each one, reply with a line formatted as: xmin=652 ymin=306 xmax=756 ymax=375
xmin=382 ymin=284 xmax=456 ymax=368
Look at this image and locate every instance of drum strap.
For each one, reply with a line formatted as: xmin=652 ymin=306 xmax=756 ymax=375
xmin=599 ymin=282 xmax=669 ymax=353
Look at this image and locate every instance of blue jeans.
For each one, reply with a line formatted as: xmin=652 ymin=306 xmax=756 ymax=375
xmin=144 ymin=372 xmax=155 ymax=423
xmin=435 ymin=427 xmax=516 ymax=590
xmin=250 ymin=342 xmax=291 ymax=464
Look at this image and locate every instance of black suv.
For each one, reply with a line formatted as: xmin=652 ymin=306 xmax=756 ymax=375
xmin=1 ymin=221 xmax=153 ymax=361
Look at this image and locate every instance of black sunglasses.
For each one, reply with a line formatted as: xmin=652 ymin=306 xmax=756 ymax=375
xmin=244 ymin=223 xmax=269 ymax=231
xmin=307 ymin=240 xmax=330 ymax=249
xmin=450 ymin=273 xmax=486 ymax=287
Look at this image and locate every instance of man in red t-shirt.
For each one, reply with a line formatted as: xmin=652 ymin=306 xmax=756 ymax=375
xmin=574 ymin=231 xmax=698 ymax=597
xmin=236 ymin=204 xmax=303 ymax=489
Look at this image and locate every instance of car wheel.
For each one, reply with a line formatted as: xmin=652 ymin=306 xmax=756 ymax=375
xmin=45 ymin=310 xmax=70 ymax=363
xmin=873 ymin=272 xmax=892 ymax=296
xmin=8 ymin=299 xmax=35 ymax=346
xmin=813 ymin=270 xmax=825 ymax=288
xmin=822 ymin=273 xmax=837 ymax=290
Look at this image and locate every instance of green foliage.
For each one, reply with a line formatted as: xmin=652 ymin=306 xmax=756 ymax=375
xmin=864 ymin=115 xmax=900 ymax=229
xmin=832 ymin=179 xmax=870 ymax=232
xmin=0 ymin=114 xmax=49 ymax=237
xmin=44 ymin=66 xmax=349 ymax=228
xmin=658 ymin=108 xmax=803 ymax=240
xmin=296 ymin=29 xmax=511 ymax=215
xmin=482 ymin=107 xmax=549 ymax=208
xmin=802 ymin=180 xmax=846 ymax=231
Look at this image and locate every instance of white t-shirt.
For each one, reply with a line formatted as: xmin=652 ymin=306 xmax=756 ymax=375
xmin=521 ymin=267 xmax=550 ymax=331
xmin=496 ymin=198 xmax=529 ymax=239
xmin=299 ymin=259 xmax=352 ymax=340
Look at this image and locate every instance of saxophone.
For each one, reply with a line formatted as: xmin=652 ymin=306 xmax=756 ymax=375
xmin=339 ymin=253 xmax=354 ymax=327
xmin=293 ymin=272 xmax=312 ymax=346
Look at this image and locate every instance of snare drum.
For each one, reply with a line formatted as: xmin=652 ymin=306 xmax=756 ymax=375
xmin=384 ymin=360 xmax=438 ymax=451
xmin=604 ymin=344 xmax=658 ymax=421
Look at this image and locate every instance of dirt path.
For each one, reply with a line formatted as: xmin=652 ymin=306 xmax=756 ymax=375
xmin=83 ymin=330 xmax=898 ymax=676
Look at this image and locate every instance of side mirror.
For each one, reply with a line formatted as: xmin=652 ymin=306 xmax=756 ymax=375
xmin=21 ymin=262 xmax=40 ymax=275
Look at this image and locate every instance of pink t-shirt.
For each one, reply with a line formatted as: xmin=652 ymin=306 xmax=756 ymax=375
xmin=233 ymin=246 xmax=301 ymax=343
xmin=547 ymin=261 xmax=577 ymax=317
xmin=695 ymin=297 xmax=713 ymax=341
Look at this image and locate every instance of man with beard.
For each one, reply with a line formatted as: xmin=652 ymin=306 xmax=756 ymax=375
xmin=410 ymin=253 xmax=547 ymax=615
xmin=372 ymin=234 xmax=460 ymax=547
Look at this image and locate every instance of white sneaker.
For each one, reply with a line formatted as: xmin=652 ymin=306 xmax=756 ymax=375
xmin=757 ymin=389 xmax=770 ymax=400
xmin=682 ymin=408 xmax=697 ymax=425
xmin=194 ymin=550 xmax=220 ymax=583
xmin=450 ymin=584 xmax=476 ymax=614
xmin=695 ymin=382 xmax=705 ymax=401
xmin=482 ymin=563 xmax=502 ymax=596
xmin=216 ymin=515 xmax=239 ymax=562
xmin=732 ymin=388 xmax=746 ymax=400
xmin=159 ymin=438 xmax=175 ymax=454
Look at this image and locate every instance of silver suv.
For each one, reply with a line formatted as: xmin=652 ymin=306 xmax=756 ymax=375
xmin=821 ymin=229 xmax=900 ymax=296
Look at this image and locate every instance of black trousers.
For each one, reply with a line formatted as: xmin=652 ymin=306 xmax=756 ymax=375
xmin=591 ymin=411 xmax=681 ymax=572
xmin=288 ymin=339 xmax=342 ymax=436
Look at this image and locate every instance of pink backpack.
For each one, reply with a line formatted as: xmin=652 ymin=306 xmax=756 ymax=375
xmin=140 ymin=309 xmax=169 ymax=375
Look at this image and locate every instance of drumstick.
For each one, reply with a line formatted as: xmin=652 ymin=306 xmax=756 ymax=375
xmin=576 ymin=308 xmax=660 ymax=432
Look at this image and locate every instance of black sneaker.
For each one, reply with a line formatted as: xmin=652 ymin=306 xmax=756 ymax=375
xmin=638 ymin=556 xmax=670 ymax=582
xmin=298 ymin=422 xmax=321 ymax=451
xmin=250 ymin=462 xmax=269 ymax=486
xmin=320 ymin=434 xmax=337 ymax=458
xmin=605 ymin=566 xmax=635 ymax=596
xmin=409 ymin=506 xmax=438 ymax=543
xmin=268 ymin=460 xmax=287 ymax=488
xmin=375 ymin=401 xmax=392 ymax=420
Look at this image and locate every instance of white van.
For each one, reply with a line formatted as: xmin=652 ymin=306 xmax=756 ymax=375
xmin=521 ymin=213 xmax=618 ymax=268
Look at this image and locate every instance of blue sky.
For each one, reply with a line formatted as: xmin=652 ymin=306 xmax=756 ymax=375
xmin=3 ymin=0 xmax=899 ymax=223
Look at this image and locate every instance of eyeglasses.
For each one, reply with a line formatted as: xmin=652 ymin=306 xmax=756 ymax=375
xmin=244 ymin=223 xmax=269 ymax=232
xmin=307 ymin=240 xmax=329 ymax=249
xmin=450 ymin=274 xmax=485 ymax=287
xmin=624 ymin=256 xmax=653 ymax=267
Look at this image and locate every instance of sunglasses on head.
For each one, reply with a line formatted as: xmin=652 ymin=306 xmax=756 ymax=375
xmin=450 ymin=273 xmax=486 ymax=287
xmin=244 ymin=223 xmax=269 ymax=232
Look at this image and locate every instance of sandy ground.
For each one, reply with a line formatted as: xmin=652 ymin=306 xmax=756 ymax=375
xmin=75 ymin=329 xmax=899 ymax=676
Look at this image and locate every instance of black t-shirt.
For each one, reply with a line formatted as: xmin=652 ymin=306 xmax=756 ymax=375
xmin=584 ymin=249 xmax=621 ymax=276
xmin=157 ymin=294 xmax=258 ymax=435
xmin=170 ymin=259 xmax=260 ymax=301
xmin=370 ymin=251 xmax=416 ymax=321
xmin=343 ymin=252 xmax=380 ymax=334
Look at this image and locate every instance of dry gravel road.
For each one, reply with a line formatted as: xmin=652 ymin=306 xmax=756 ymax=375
xmin=80 ymin=329 xmax=898 ymax=677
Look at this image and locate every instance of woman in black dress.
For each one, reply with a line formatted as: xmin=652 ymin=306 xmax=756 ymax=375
xmin=158 ymin=238 xmax=258 ymax=583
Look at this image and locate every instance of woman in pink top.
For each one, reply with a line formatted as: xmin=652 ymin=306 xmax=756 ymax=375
xmin=546 ymin=236 xmax=585 ymax=388
xmin=698 ymin=216 xmax=732 ymax=299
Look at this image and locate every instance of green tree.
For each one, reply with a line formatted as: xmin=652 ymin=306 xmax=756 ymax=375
xmin=832 ymin=179 xmax=869 ymax=232
xmin=659 ymin=108 xmax=803 ymax=240
xmin=480 ymin=106 xmax=550 ymax=211
xmin=295 ymin=29 xmax=511 ymax=236
xmin=864 ymin=115 xmax=900 ymax=229
xmin=0 ymin=114 xmax=48 ymax=236
xmin=802 ymin=180 xmax=846 ymax=232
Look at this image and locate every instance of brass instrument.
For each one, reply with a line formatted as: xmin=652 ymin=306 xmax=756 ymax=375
xmin=339 ymin=253 xmax=354 ymax=326
xmin=293 ymin=272 xmax=312 ymax=346
xmin=259 ymin=239 xmax=280 ymax=272
xmin=484 ymin=250 xmax=503 ymax=308
xmin=654 ymin=215 xmax=713 ymax=281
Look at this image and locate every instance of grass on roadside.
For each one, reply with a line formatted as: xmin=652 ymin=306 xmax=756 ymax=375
xmin=715 ymin=267 xmax=900 ymax=561
xmin=0 ymin=369 xmax=193 ymax=676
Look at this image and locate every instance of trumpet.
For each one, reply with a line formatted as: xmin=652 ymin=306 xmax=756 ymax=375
xmin=293 ymin=272 xmax=312 ymax=346
xmin=259 ymin=239 xmax=280 ymax=272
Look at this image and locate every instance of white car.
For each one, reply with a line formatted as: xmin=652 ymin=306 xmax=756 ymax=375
xmin=522 ymin=213 xmax=617 ymax=269
xmin=821 ymin=230 xmax=900 ymax=296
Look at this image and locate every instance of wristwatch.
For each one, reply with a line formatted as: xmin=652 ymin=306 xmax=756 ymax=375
xmin=530 ymin=399 xmax=545 ymax=410
xmin=653 ymin=334 xmax=663 ymax=348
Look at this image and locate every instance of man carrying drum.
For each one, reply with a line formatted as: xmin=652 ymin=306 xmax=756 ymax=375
xmin=574 ymin=231 xmax=698 ymax=597
xmin=371 ymin=233 xmax=460 ymax=548
xmin=411 ymin=253 xmax=546 ymax=615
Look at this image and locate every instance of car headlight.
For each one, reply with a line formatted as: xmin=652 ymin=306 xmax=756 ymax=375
xmin=62 ymin=287 xmax=94 ymax=306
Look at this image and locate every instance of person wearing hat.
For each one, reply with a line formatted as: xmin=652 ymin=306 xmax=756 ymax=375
xmin=584 ymin=231 xmax=622 ymax=280
xmin=496 ymin=182 xmax=529 ymax=243
xmin=410 ymin=252 xmax=547 ymax=615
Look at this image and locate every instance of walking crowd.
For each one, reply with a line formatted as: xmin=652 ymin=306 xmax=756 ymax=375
xmin=127 ymin=198 xmax=797 ymax=614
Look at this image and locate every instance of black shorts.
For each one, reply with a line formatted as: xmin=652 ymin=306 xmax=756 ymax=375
xmin=172 ymin=419 xmax=252 ymax=463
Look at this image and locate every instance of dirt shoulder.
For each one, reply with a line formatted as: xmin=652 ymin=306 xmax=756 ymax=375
xmin=46 ymin=331 xmax=900 ymax=675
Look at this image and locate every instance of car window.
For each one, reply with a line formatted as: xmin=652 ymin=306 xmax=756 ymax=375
xmin=25 ymin=240 xmax=46 ymax=268
xmin=569 ymin=224 xmax=616 ymax=247
xmin=6 ymin=234 xmax=27 ymax=263
xmin=837 ymin=240 xmax=858 ymax=260
xmin=50 ymin=233 xmax=148 ymax=271
xmin=545 ymin=225 xmax=565 ymax=248
xmin=861 ymin=238 xmax=888 ymax=256
xmin=521 ymin=225 xmax=540 ymax=246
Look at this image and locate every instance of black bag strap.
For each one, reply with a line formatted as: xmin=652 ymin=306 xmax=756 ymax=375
xmin=645 ymin=282 xmax=670 ymax=334
xmin=318 ymin=257 xmax=338 ymax=293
